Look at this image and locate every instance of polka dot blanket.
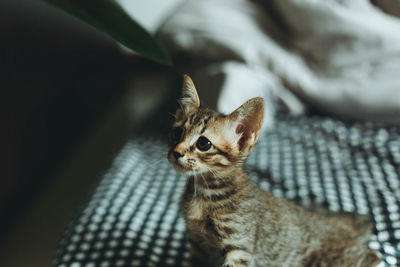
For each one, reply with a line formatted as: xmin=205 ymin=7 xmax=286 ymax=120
xmin=54 ymin=116 xmax=400 ymax=267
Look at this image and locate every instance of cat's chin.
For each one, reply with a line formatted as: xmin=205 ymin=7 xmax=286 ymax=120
xmin=173 ymin=164 xmax=188 ymax=174
xmin=172 ymin=163 xmax=205 ymax=176
xmin=172 ymin=161 xmax=191 ymax=173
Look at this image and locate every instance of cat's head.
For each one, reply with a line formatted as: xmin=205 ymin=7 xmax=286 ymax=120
xmin=168 ymin=75 xmax=264 ymax=175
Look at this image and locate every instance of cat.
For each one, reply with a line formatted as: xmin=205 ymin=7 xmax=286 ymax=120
xmin=167 ymin=75 xmax=379 ymax=267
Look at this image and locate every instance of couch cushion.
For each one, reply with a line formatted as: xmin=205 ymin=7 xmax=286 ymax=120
xmin=54 ymin=116 xmax=400 ymax=266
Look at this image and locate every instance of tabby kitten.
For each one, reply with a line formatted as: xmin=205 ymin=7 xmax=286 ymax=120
xmin=168 ymin=75 xmax=379 ymax=267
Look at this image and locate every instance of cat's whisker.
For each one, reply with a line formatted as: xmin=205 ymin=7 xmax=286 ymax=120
xmin=149 ymin=158 xmax=163 ymax=164
xmin=199 ymin=173 xmax=211 ymax=201
xmin=205 ymin=166 xmax=215 ymax=179
xmin=191 ymin=171 xmax=198 ymax=199
xmin=145 ymin=158 xmax=166 ymax=167
xmin=208 ymin=167 xmax=223 ymax=180
xmin=201 ymin=173 xmax=210 ymax=190
xmin=156 ymin=152 xmax=169 ymax=158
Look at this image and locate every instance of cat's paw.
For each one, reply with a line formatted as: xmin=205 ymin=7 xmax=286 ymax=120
xmin=222 ymin=250 xmax=252 ymax=267
xmin=222 ymin=261 xmax=251 ymax=267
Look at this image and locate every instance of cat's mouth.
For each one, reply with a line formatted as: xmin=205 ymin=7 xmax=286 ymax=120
xmin=173 ymin=163 xmax=206 ymax=176
xmin=168 ymin=151 xmax=190 ymax=173
xmin=172 ymin=158 xmax=200 ymax=175
xmin=173 ymin=161 xmax=190 ymax=173
xmin=172 ymin=160 xmax=198 ymax=175
xmin=174 ymin=160 xmax=186 ymax=169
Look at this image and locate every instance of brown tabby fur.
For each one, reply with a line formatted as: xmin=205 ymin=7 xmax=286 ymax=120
xmin=167 ymin=75 xmax=379 ymax=267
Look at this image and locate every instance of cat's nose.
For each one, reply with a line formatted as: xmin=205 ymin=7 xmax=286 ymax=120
xmin=173 ymin=151 xmax=183 ymax=160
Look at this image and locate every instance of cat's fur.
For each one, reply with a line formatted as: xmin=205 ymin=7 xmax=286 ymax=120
xmin=168 ymin=75 xmax=379 ymax=267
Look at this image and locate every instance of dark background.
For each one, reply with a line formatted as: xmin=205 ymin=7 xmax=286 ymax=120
xmin=0 ymin=0 xmax=139 ymax=244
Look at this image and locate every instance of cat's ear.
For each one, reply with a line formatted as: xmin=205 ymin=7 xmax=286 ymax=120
xmin=228 ymin=97 xmax=264 ymax=152
xmin=179 ymin=74 xmax=200 ymax=114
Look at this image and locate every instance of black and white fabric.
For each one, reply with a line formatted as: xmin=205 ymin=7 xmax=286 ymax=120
xmin=54 ymin=116 xmax=400 ymax=267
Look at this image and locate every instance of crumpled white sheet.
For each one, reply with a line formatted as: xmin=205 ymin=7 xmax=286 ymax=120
xmin=158 ymin=0 xmax=400 ymax=128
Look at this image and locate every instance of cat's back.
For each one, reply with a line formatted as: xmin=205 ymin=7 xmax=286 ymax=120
xmin=248 ymin=187 xmax=379 ymax=266
xmin=302 ymin=212 xmax=379 ymax=266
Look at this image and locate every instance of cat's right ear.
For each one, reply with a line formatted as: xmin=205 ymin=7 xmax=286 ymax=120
xmin=179 ymin=75 xmax=200 ymax=115
xmin=228 ymin=97 xmax=264 ymax=153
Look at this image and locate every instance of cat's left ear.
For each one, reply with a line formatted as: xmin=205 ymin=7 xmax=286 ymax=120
xmin=228 ymin=97 xmax=264 ymax=153
xmin=179 ymin=74 xmax=200 ymax=114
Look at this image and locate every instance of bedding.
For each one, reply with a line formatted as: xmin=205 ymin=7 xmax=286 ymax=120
xmin=158 ymin=0 xmax=400 ymax=128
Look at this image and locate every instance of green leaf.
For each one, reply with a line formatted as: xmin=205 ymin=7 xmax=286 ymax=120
xmin=43 ymin=0 xmax=171 ymax=65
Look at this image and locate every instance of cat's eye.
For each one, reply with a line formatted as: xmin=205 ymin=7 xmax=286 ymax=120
xmin=196 ymin=136 xmax=212 ymax=151
xmin=171 ymin=127 xmax=183 ymax=142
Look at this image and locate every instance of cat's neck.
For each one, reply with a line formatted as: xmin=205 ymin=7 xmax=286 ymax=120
xmin=188 ymin=167 xmax=250 ymax=199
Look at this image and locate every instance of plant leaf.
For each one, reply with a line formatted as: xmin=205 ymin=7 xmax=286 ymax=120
xmin=43 ymin=0 xmax=171 ymax=65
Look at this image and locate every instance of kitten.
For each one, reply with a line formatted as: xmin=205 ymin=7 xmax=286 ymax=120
xmin=168 ymin=75 xmax=379 ymax=267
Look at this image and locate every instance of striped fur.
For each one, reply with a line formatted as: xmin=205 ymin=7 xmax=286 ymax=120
xmin=168 ymin=75 xmax=379 ymax=267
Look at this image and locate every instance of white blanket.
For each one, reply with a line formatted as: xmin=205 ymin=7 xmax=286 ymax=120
xmin=158 ymin=0 xmax=400 ymax=128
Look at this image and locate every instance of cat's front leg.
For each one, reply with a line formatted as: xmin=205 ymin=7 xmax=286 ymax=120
xmin=187 ymin=239 xmax=211 ymax=267
xmin=222 ymin=247 xmax=253 ymax=267
xmin=187 ymin=254 xmax=208 ymax=267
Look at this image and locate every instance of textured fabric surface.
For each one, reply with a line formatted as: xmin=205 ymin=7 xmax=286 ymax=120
xmin=54 ymin=116 xmax=400 ymax=267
